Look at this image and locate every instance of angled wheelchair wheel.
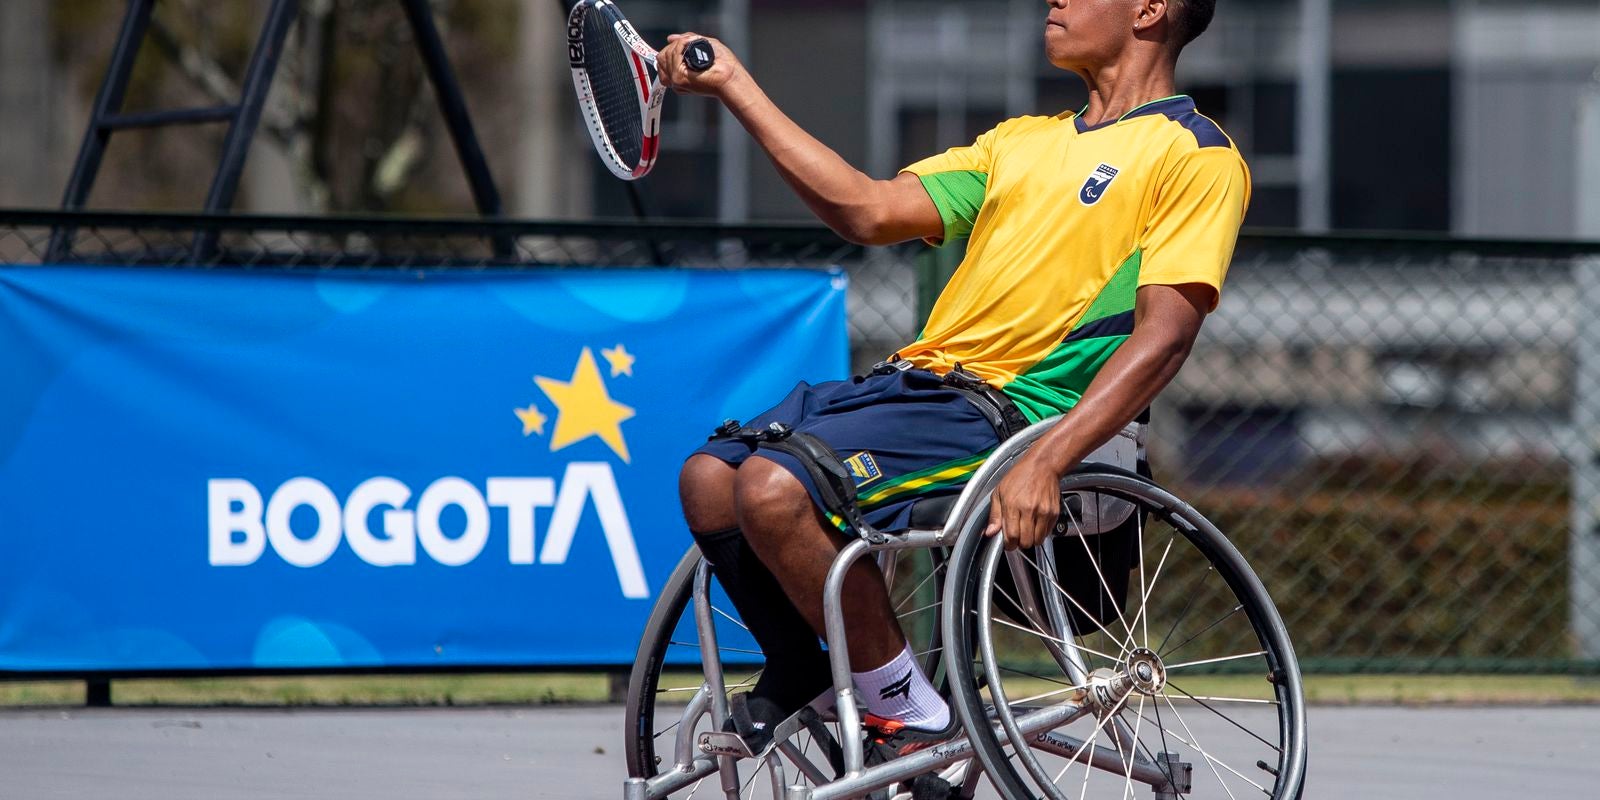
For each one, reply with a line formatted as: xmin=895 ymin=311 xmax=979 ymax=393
xmin=946 ymin=468 xmax=1307 ymax=800
xmin=623 ymin=542 xmax=954 ymax=797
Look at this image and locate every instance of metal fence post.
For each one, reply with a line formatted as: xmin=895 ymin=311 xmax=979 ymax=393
xmin=86 ymin=679 xmax=111 ymax=707
xmin=1572 ymin=83 xmax=1600 ymax=660
xmin=1573 ymin=258 xmax=1600 ymax=660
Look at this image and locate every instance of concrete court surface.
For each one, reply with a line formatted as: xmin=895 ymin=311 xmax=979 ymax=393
xmin=1 ymin=705 xmax=1597 ymax=799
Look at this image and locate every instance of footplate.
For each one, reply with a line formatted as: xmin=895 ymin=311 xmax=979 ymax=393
xmin=697 ymin=705 xmax=811 ymax=760
xmin=697 ymin=730 xmax=759 ymax=759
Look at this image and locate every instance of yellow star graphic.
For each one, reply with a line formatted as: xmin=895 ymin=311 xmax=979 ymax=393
xmin=602 ymin=343 xmax=637 ymax=377
xmin=514 ymin=405 xmax=548 ymax=437
xmin=535 ymin=347 xmax=637 ymax=462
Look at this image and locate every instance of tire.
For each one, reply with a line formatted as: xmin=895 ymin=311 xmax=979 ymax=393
xmin=624 ymin=545 xmax=702 ymax=779
xmin=945 ymin=468 xmax=1307 ymax=800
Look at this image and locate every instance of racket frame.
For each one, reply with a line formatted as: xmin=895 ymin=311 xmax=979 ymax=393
xmin=568 ymin=0 xmax=666 ymax=181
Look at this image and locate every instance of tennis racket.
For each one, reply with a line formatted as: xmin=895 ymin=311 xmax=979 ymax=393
xmin=568 ymin=0 xmax=716 ymax=181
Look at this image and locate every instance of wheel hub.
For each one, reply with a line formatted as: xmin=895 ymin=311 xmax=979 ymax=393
xmin=1085 ymin=648 xmax=1167 ymax=713
xmin=1125 ymin=647 xmax=1166 ymax=696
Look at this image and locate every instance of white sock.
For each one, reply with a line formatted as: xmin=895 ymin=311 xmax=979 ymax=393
xmin=851 ymin=644 xmax=949 ymax=730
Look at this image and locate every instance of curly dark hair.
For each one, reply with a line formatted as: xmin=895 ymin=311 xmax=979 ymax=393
xmin=1170 ymin=0 xmax=1217 ymax=48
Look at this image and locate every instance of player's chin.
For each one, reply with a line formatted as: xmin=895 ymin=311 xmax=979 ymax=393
xmin=1043 ymin=29 xmax=1077 ymax=65
xmin=1043 ymin=44 xmax=1076 ymax=70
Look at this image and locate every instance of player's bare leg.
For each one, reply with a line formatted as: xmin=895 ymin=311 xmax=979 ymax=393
xmin=680 ymin=454 xmax=835 ymax=714
xmin=683 ymin=454 xmax=948 ymax=728
xmin=732 ymin=457 xmax=905 ymax=669
xmin=735 ymin=457 xmax=949 ymax=730
xmin=679 ymin=454 xmax=740 ymax=533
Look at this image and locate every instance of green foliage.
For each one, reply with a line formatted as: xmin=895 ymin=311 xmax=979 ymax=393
xmin=1182 ymin=457 xmax=1571 ymax=665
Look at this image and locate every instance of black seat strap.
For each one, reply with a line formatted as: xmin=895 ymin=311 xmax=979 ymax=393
xmin=709 ymin=420 xmax=873 ymax=538
xmin=941 ymin=365 xmax=1029 ymax=441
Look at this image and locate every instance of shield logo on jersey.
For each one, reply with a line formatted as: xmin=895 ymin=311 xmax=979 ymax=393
xmin=1079 ymin=163 xmax=1120 ymax=206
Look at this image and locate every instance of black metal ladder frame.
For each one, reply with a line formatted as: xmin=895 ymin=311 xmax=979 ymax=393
xmin=48 ymin=0 xmax=506 ymax=262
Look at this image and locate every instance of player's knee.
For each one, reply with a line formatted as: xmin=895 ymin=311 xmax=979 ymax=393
xmin=733 ymin=456 xmax=811 ymax=531
xmin=680 ymin=454 xmax=737 ymax=533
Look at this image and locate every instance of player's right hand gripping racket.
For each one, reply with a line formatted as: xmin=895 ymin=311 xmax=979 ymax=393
xmin=568 ymin=0 xmax=716 ymax=181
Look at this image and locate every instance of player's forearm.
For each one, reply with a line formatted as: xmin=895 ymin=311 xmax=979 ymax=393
xmin=1033 ymin=326 xmax=1192 ymax=476
xmin=718 ymin=75 xmax=895 ymax=244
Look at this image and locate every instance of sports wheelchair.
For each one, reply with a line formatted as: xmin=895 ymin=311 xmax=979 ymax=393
xmin=621 ymin=415 xmax=1307 ymax=800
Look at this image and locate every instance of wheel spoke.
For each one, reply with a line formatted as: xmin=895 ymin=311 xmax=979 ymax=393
xmin=1151 ymin=699 xmax=1180 ymax=796
xmin=661 ymin=677 xmax=756 ymax=695
xmin=1061 ymin=501 xmax=1137 ymax=648
xmin=1165 ymin=650 xmax=1268 ymax=672
xmin=668 ymin=640 xmax=766 ymax=658
xmin=1166 ymin=680 xmax=1281 ymax=753
xmin=1161 ymin=604 xmax=1245 ymax=661
xmin=1156 ymin=566 xmax=1216 ymax=654
xmin=1011 ymin=681 xmax=1090 ymax=707
xmin=1079 ymin=691 xmax=1134 ymax=800
xmin=1172 ymin=694 xmax=1279 ymax=706
xmin=1043 ymin=688 xmax=1118 ymax=799
xmin=990 ymin=576 xmax=1127 ymax=664
xmin=1123 ymin=532 xmax=1175 ymax=653
xmin=1120 ymin=695 xmax=1146 ymax=799
xmin=990 ymin=614 xmax=1123 ymax=663
xmin=1017 ymin=549 xmax=1133 ymax=661
xmin=1134 ymin=513 xmax=1152 ymax=646
xmin=1159 ymin=694 xmax=1267 ymax=798
xmin=713 ymin=606 xmax=751 ymax=632
xmin=894 ymin=562 xmax=945 ymax=612
xmin=739 ymin=754 xmax=764 ymax=799
xmin=998 ymin=664 xmax=1083 ymax=688
xmin=1123 ymin=701 xmax=1179 ymax=795
xmin=896 ymin=600 xmax=941 ymax=620
xmin=654 ymin=716 xmax=684 ymax=740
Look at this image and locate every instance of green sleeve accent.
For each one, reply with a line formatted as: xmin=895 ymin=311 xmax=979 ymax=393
xmin=1072 ymin=249 xmax=1143 ymax=332
xmin=916 ymin=171 xmax=988 ymax=246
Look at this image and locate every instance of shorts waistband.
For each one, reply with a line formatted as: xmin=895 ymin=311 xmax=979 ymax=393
xmin=869 ymin=358 xmax=1029 ymax=440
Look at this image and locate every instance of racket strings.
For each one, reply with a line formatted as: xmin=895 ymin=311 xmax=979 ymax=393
xmin=583 ymin=13 xmax=648 ymax=170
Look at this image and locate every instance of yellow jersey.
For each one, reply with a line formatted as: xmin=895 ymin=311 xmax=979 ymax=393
xmin=900 ymin=95 xmax=1250 ymax=422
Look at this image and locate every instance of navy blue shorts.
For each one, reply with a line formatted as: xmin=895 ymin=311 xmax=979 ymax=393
xmin=693 ymin=369 xmax=1002 ymax=531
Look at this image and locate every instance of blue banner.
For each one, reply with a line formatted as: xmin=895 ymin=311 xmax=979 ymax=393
xmin=0 ymin=265 xmax=847 ymax=672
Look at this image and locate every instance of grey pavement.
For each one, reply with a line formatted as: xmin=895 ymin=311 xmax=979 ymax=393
xmin=0 ymin=705 xmax=1596 ymax=799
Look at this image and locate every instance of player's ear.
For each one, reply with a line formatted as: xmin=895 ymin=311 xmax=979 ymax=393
xmin=1133 ymin=0 xmax=1170 ymax=33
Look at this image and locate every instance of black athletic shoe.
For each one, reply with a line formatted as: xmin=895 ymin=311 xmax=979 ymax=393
xmin=724 ymin=693 xmax=788 ymax=754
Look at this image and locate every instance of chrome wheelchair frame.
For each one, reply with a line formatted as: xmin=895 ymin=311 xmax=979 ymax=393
xmin=622 ymin=416 xmax=1308 ymax=800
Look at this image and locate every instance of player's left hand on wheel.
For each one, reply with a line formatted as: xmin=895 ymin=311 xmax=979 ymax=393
xmin=659 ymin=33 xmax=743 ymax=98
xmin=984 ymin=452 xmax=1063 ymax=551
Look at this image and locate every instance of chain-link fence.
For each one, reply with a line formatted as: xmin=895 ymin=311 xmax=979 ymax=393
xmin=3 ymin=210 xmax=1597 ymax=674
xmin=0 ymin=210 xmax=922 ymax=376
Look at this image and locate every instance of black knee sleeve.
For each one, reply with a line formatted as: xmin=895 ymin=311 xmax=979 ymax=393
xmin=690 ymin=526 xmax=832 ymax=713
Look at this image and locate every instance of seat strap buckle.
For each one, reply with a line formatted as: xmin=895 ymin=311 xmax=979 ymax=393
xmin=708 ymin=419 xmax=745 ymax=442
xmin=870 ymin=356 xmax=914 ymax=376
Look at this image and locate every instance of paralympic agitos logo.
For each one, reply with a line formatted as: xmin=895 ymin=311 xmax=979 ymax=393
xmin=206 ymin=345 xmax=650 ymax=599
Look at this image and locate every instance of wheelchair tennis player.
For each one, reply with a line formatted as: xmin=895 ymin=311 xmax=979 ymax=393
xmin=659 ymin=0 xmax=1246 ymax=761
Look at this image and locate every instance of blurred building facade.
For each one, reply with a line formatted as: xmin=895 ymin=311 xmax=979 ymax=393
xmin=595 ymin=0 xmax=1600 ymax=238
xmin=2 ymin=0 xmax=1597 ymax=237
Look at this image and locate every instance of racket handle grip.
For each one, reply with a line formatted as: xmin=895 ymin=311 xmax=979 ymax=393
xmin=685 ymin=39 xmax=716 ymax=72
